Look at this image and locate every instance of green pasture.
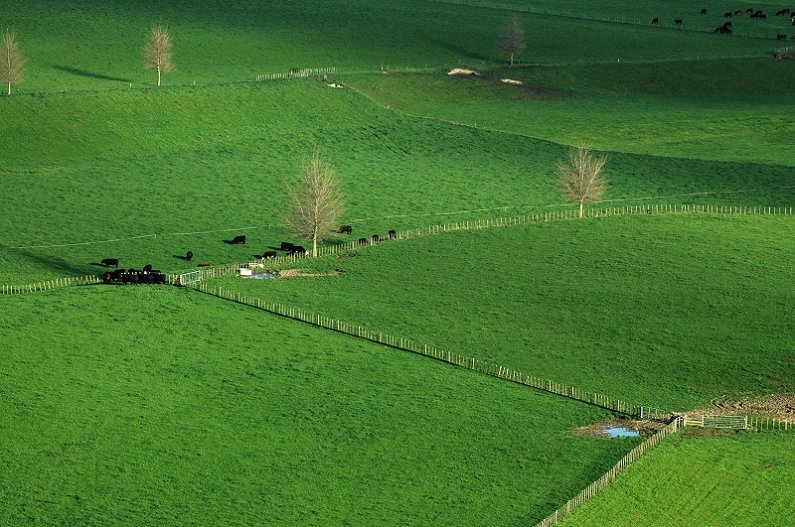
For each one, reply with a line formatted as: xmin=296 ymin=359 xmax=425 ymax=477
xmin=1 ymin=80 xmax=793 ymax=285
xmin=208 ymin=214 xmax=795 ymax=411
xmin=0 ymin=286 xmax=635 ymax=526
xmin=559 ymin=431 xmax=795 ymax=526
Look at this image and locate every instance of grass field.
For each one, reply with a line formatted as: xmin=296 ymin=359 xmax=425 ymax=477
xmin=3 ymin=0 xmax=795 ymax=524
xmin=558 ymin=430 xmax=795 ymax=526
xmin=0 ymin=286 xmax=636 ymax=526
xmin=207 ymin=214 xmax=795 ymax=411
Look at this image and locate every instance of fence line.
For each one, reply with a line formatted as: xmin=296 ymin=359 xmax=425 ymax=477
xmin=535 ymin=417 xmax=683 ymax=527
xmin=0 ymin=275 xmax=103 ymax=295
xmin=174 ymin=203 xmax=794 ymax=284
xmin=255 ymin=67 xmax=337 ymax=82
xmin=685 ymin=414 xmax=794 ymax=431
xmin=189 ymin=281 xmax=668 ymax=419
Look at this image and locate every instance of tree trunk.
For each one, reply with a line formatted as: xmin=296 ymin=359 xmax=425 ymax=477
xmin=510 ymin=52 xmax=514 ymax=66
xmin=157 ymin=66 xmax=161 ymax=87
xmin=312 ymin=235 xmax=318 ymax=257
xmin=7 ymin=81 xmax=10 ymax=95
xmin=578 ymin=200 xmax=584 ymax=218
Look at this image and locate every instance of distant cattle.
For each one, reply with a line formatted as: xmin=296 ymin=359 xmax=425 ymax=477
xmin=101 ymin=258 xmax=119 ymax=267
xmin=778 ymin=33 xmax=788 ymax=40
xmin=651 ymin=17 xmax=659 ymax=24
xmin=715 ymin=25 xmax=732 ymax=33
xmin=388 ymin=229 xmax=397 ymax=240
xmin=186 ymin=250 xmax=193 ymax=261
xmin=262 ymin=250 xmax=278 ymax=259
xmin=750 ymin=10 xmax=766 ymax=19
xmin=112 ymin=268 xmax=125 ymax=280
xmin=723 ymin=21 xmax=732 ymax=27
xmin=289 ymin=245 xmax=306 ymax=255
xmin=358 ymin=237 xmax=368 ymax=245
xmin=102 ymin=272 xmax=112 ymax=284
xmin=280 ymin=241 xmax=296 ymax=251
xmin=724 ymin=11 xmax=732 ymax=17
xmin=746 ymin=8 xmax=754 ymax=13
xmin=734 ymin=10 xmax=742 ymax=16
xmin=674 ymin=19 xmax=683 ymax=26
xmin=231 ymin=235 xmax=246 ymax=244
xmin=143 ymin=264 xmax=153 ymax=273
xmin=701 ymin=8 xmax=707 ymax=15
xmin=372 ymin=234 xmax=380 ymax=242
xmin=338 ymin=224 xmax=353 ymax=234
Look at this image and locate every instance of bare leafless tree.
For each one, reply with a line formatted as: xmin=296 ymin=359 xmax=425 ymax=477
xmin=1 ymin=29 xmax=25 ymax=95
xmin=143 ymin=24 xmax=174 ymax=87
xmin=499 ymin=15 xmax=525 ymax=66
xmin=556 ymin=145 xmax=608 ymax=218
xmin=285 ymin=149 xmax=345 ymax=257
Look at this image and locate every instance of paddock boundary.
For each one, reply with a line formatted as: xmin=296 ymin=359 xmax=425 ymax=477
xmin=188 ymin=281 xmax=668 ymax=419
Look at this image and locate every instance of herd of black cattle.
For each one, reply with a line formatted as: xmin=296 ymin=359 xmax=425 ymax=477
xmin=98 ymin=224 xmax=397 ymax=285
xmin=649 ymin=7 xmax=795 ymax=38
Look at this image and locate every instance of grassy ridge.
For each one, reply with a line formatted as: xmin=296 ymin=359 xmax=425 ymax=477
xmin=0 ymin=286 xmax=635 ymax=526
xmin=208 ymin=214 xmax=795 ymax=410
xmin=558 ymin=431 xmax=795 ymax=526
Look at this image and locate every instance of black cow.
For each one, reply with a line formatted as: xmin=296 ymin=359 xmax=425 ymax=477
xmin=372 ymin=234 xmax=380 ymax=243
xmin=651 ymin=17 xmax=659 ymax=24
xmin=701 ymin=8 xmax=707 ymax=15
xmin=778 ymin=33 xmax=788 ymax=40
xmin=280 ymin=241 xmax=295 ymax=251
xmin=112 ymin=268 xmax=125 ymax=281
xmin=338 ymin=224 xmax=353 ymax=234
xmin=746 ymin=8 xmax=754 ymax=13
xmin=724 ymin=11 xmax=732 ymax=17
xmin=186 ymin=250 xmax=193 ymax=261
xmin=674 ymin=19 xmax=683 ymax=26
xmin=388 ymin=229 xmax=397 ymax=240
xmin=143 ymin=264 xmax=153 ymax=273
xmin=734 ymin=10 xmax=742 ymax=16
xmin=289 ymin=245 xmax=306 ymax=255
xmin=358 ymin=237 xmax=368 ymax=245
xmin=716 ymin=25 xmax=732 ymax=33
xmin=101 ymin=258 xmax=119 ymax=267
xmin=723 ymin=21 xmax=732 ymax=27
xmin=262 ymin=250 xmax=278 ymax=259
xmin=231 ymin=235 xmax=246 ymax=244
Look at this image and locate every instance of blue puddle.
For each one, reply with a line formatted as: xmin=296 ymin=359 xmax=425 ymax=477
xmin=251 ymin=272 xmax=278 ymax=280
xmin=603 ymin=426 xmax=640 ymax=438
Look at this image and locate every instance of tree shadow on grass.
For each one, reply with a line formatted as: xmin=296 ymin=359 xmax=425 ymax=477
xmin=427 ymin=39 xmax=492 ymax=63
xmin=51 ymin=65 xmax=132 ymax=83
xmin=13 ymin=247 xmax=93 ymax=277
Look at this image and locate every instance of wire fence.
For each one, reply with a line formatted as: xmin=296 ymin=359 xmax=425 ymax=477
xmin=534 ymin=417 xmax=683 ymax=527
xmin=189 ymin=281 xmax=669 ymax=419
xmin=174 ymin=203 xmax=794 ymax=284
xmin=255 ymin=67 xmax=337 ymax=82
xmin=0 ymin=275 xmax=103 ymax=295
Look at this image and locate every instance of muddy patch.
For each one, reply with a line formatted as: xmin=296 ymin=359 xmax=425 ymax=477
xmin=574 ymin=418 xmax=665 ymax=439
xmin=690 ymin=393 xmax=795 ymax=421
xmin=278 ymin=268 xmax=341 ymax=278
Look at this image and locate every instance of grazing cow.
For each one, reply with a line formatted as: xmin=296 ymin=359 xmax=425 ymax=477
xmin=674 ymin=19 xmax=683 ymax=26
xmin=280 ymin=241 xmax=295 ymax=251
xmin=338 ymin=224 xmax=353 ymax=234
xmin=358 ymin=237 xmax=368 ymax=245
xmin=102 ymin=272 xmax=112 ymax=284
xmin=101 ymin=258 xmax=119 ymax=267
xmin=186 ymin=250 xmax=193 ymax=261
xmin=388 ymin=229 xmax=397 ymax=240
xmin=143 ymin=264 xmax=153 ymax=273
xmin=112 ymin=268 xmax=125 ymax=281
xmin=197 ymin=262 xmax=212 ymax=267
xmin=651 ymin=17 xmax=659 ymax=24
xmin=289 ymin=245 xmax=306 ymax=255
xmin=723 ymin=21 xmax=732 ymax=27
xmin=372 ymin=234 xmax=380 ymax=242
xmin=746 ymin=8 xmax=754 ymax=13
xmin=724 ymin=11 xmax=732 ymax=17
xmin=701 ymin=8 xmax=707 ymax=15
xmin=778 ymin=33 xmax=788 ymax=40
xmin=734 ymin=10 xmax=742 ymax=16
xmin=231 ymin=235 xmax=246 ymax=244
xmin=716 ymin=25 xmax=732 ymax=33
xmin=777 ymin=9 xmax=786 ymax=16
xmin=262 ymin=250 xmax=278 ymax=259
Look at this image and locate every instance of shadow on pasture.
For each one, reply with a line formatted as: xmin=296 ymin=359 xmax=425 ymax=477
xmin=15 ymin=248 xmax=92 ymax=276
xmin=173 ymin=254 xmax=192 ymax=261
xmin=428 ymin=39 xmax=492 ymax=63
xmin=51 ymin=65 xmax=132 ymax=83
